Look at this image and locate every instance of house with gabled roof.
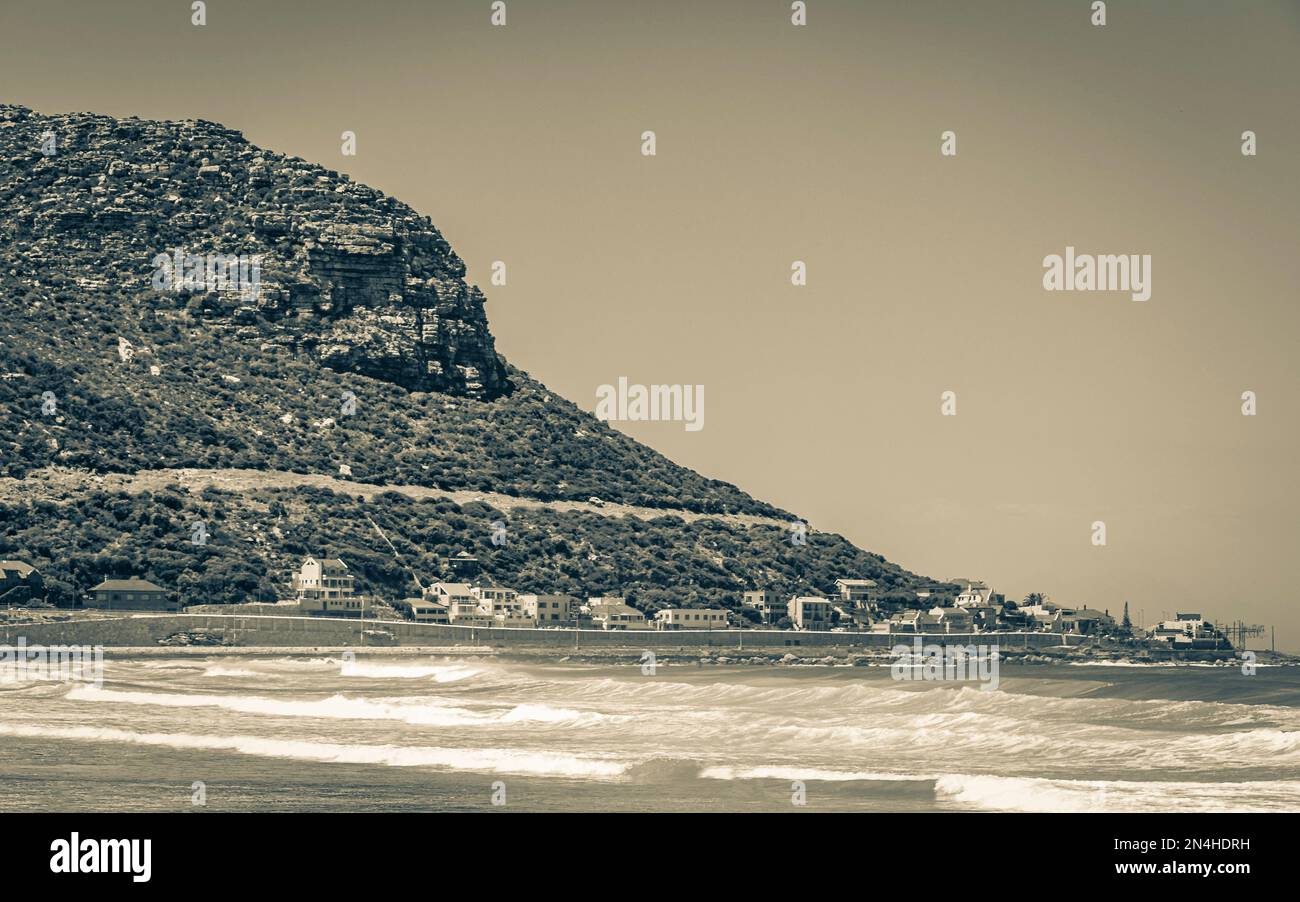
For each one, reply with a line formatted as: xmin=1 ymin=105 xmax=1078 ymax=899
xmin=87 ymin=577 xmax=173 ymax=611
xmin=0 ymin=560 xmax=44 ymax=604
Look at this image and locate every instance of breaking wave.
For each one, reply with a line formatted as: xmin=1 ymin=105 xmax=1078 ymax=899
xmin=933 ymin=773 xmax=1300 ymax=813
xmin=63 ymin=684 xmax=619 ymax=727
xmin=0 ymin=722 xmax=626 ymax=778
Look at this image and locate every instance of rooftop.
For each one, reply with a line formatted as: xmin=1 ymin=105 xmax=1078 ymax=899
xmin=0 ymin=560 xmax=38 ymax=576
xmin=91 ymin=578 xmax=166 ymax=593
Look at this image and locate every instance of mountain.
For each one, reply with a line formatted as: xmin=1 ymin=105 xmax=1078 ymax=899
xmin=0 ymin=104 xmax=952 ymax=612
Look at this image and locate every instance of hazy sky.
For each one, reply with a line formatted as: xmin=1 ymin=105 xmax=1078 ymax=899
xmin=2 ymin=0 xmax=1297 ymax=649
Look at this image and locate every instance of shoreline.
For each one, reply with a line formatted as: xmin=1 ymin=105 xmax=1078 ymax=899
xmin=2 ymin=610 xmax=1291 ymax=666
xmin=20 ymin=644 xmax=1294 ymax=668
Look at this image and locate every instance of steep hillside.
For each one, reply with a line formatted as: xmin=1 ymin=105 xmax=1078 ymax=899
xmin=0 ymin=104 xmax=951 ymax=611
xmin=0 ymin=480 xmax=940 ymax=614
xmin=0 ymin=104 xmax=780 ymax=516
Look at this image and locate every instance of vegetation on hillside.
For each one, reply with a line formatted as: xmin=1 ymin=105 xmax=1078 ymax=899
xmin=0 ymin=285 xmax=786 ymax=516
xmin=0 ymin=485 xmax=943 ymax=614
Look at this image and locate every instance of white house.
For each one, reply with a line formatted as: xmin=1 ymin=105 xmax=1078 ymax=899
xmin=473 ymin=585 xmax=529 ymax=624
xmin=426 ymin=582 xmax=487 ymax=625
xmin=295 ymin=557 xmax=368 ymax=616
xmin=521 ymin=593 xmax=575 ymax=623
xmin=954 ymin=580 xmax=995 ymax=608
xmin=655 ymin=608 xmax=729 ymax=630
xmin=788 ymin=596 xmax=832 ymax=631
xmin=294 ymin=557 xmax=355 ymax=603
xmin=398 ymin=597 xmax=449 ymax=623
xmin=835 ymin=579 xmax=878 ymax=607
xmin=588 ymin=598 xmax=650 ymax=630
xmin=743 ymin=589 xmax=784 ymax=623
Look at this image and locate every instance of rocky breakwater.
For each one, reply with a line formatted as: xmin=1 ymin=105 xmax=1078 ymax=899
xmin=0 ymin=104 xmax=508 ymax=398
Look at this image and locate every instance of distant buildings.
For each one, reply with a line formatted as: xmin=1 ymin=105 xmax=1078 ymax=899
xmin=426 ymin=582 xmax=488 ymax=626
xmin=1059 ymin=608 xmax=1115 ymax=635
xmin=0 ymin=560 xmax=44 ymax=604
xmin=422 ymin=579 xmax=544 ymax=627
xmin=474 ymin=585 xmax=531 ymax=625
xmin=587 ymin=597 xmax=650 ymax=630
xmin=1151 ymin=613 xmax=1228 ymax=649
xmin=655 ymin=608 xmax=728 ymax=630
xmin=445 ymin=551 xmax=481 ymax=582
xmin=295 ymin=557 xmax=354 ymax=602
xmin=394 ymin=597 xmax=449 ymax=623
xmin=521 ymin=593 xmax=574 ymax=623
xmin=953 ymin=580 xmax=995 ymax=607
xmin=888 ymin=610 xmax=924 ymax=632
xmin=788 ymin=596 xmax=832 ymax=631
xmin=928 ymin=606 xmax=973 ymax=632
xmin=835 ymin=578 xmax=878 ymax=607
xmin=742 ymin=589 xmax=784 ymax=624
xmin=885 ymin=608 xmax=969 ymax=634
xmin=271 ymin=551 xmax=1151 ymax=640
xmin=294 ymin=557 xmax=369 ymax=616
xmin=87 ymin=578 xmax=173 ymax=611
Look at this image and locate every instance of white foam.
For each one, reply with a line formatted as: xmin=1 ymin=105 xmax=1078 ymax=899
xmin=0 ymin=722 xmax=626 ymax=778
xmin=700 ymin=765 xmax=931 ymax=783
xmin=63 ymin=684 xmax=615 ymax=727
xmin=340 ymin=661 xmax=481 ymax=682
xmin=202 ymin=666 xmax=260 ymax=678
xmin=933 ymin=773 xmax=1300 ymax=813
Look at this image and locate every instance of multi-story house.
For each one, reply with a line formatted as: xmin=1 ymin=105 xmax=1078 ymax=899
xmin=742 ymin=589 xmax=784 ymax=624
xmin=426 ymin=582 xmax=489 ymax=626
xmin=520 ymin=594 xmax=574 ymax=624
xmin=787 ymin=596 xmax=832 ymax=631
xmin=294 ymin=556 xmax=368 ymax=616
xmin=835 ymin=579 xmax=878 ymax=608
xmin=654 ymin=608 xmax=729 ymax=630
xmin=473 ymin=585 xmax=530 ymax=625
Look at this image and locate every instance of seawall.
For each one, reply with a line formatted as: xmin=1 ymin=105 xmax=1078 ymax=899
xmin=0 ymin=613 xmax=1078 ymax=652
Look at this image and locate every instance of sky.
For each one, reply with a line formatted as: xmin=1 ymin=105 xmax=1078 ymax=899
xmin=2 ymin=0 xmax=1297 ymax=650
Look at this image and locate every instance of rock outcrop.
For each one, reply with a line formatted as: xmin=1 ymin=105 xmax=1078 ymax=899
xmin=0 ymin=104 xmax=508 ymax=398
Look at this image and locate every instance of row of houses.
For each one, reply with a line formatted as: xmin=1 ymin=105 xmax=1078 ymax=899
xmin=744 ymin=579 xmax=1129 ymax=637
xmin=293 ymin=556 xmax=732 ymax=631
xmin=407 ymin=584 xmax=731 ymax=631
xmin=0 ymin=556 xmax=1233 ymax=649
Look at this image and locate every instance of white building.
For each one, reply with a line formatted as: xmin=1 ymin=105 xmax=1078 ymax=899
xmin=655 ymin=608 xmax=729 ymax=630
xmin=835 ymin=579 xmax=878 ymax=607
xmin=588 ymin=597 xmax=650 ymax=630
xmin=1152 ymin=612 xmax=1223 ymax=648
xmin=742 ymin=589 xmax=784 ymax=623
xmin=398 ymin=597 xmax=449 ymax=623
xmin=294 ymin=557 xmax=369 ymax=616
xmin=294 ymin=557 xmax=355 ymax=603
xmin=520 ymin=593 xmax=575 ymax=623
xmin=426 ymin=582 xmax=487 ymax=625
xmin=954 ymin=580 xmax=995 ymax=608
xmin=788 ymin=596 xmax=832 ymax=631
xmin=473 ymin=585 xmax=529 ymax=624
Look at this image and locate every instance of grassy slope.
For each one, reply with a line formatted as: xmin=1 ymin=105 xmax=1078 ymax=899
xmin=0 ymin=483 xmax=939 ymax=614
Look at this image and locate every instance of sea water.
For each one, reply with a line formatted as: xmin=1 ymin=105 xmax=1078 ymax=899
xmin=1 ymin=655 xmax=1296 ymax=812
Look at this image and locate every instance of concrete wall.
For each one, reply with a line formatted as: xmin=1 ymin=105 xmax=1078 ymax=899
xmin=0 ymin=614 xmax=1073 ymax=651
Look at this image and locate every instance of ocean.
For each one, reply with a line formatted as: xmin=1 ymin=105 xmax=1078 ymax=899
xmin=1 ymin=654 xmax=1297 ymax=812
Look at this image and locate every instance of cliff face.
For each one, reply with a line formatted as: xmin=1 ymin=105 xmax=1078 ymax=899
xmin=0 ymin=104 xmax=949 ymax=610
xmin=0 ymin=104 xmax=508 ymax=399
